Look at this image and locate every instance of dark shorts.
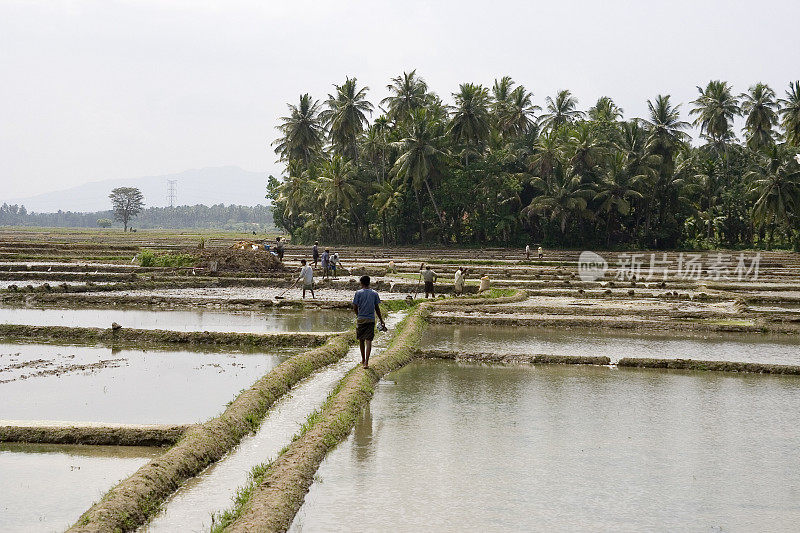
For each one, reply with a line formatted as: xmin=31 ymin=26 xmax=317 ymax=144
xmin=356 ymin=320 xmax=375 ymax=341
xmin=424 ymin=281 xmax=434 ymax=293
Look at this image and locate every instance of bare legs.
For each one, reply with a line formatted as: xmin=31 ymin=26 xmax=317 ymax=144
xmin=359 ymin=339 xmax=372 ymax=368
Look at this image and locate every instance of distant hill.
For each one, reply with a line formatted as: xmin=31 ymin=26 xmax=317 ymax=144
xmin=4 ymin=166 xmax=268 ymax=213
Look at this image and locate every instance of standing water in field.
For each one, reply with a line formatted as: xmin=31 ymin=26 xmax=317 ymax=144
xmin=0 ymin=343 xmax=287 ymax=424
xmin=0 ymin=306 xmax=353 ymax=333
xmin=291 ymin=361 xmax=800 ymax=531
xmin=0 ymin=443 xmax=160 ymax=532
xmin=142 ymin=311 xmax=406 ymax=533
xmin=422 ymin=324 xmax=800 ymax=365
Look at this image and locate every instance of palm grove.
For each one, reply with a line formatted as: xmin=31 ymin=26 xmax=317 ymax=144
xmin=268 ymin=72 xmax=800 ymax=249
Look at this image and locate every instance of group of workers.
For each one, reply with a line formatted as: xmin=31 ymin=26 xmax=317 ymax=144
xmin=311 ymin=241 xmax=343 ymax=280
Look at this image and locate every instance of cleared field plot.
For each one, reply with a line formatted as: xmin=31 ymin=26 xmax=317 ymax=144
xmin=0 ymin=342 xmax=288 ymax=424
xmin=291 ymin=360 xmax=800 ymax=532
xmin=0 ymin=442 xmax=160 ymax=532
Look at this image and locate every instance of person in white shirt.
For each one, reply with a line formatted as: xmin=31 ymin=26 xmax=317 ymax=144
xmin=298 ymin=259 xmax=315 ymax=299
xmin=525 ymin=244 xmax=530 ymax=259
xmin=454 ymin=267 xmax=465 ymax=296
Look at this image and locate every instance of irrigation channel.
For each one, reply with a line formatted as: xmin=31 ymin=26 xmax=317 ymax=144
xmin=142 ymin=311 xmax=406 ymax=532
xmin=1 ymin=230 xmax=800 ymax=531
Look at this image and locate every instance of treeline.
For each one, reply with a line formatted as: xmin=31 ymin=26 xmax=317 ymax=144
xmin=268 ymin=72 xmax=800 ymax=249
xmin=0 ymin=203 xmax=274 ymax=231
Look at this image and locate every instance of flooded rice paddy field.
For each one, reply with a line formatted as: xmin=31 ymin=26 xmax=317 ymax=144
xmin=0 ymin=280 xmax=113 ymax=289
xmin=0 ymin=342 xmax=288 ymax=424
xmin=0 ymin=442 xmax=160 ymax=532
xmin=292 ymin=360 xmax=800 ymax=532
xmin=0 ymin=306 xmax=353 ymax=333
xmin=422 ymin=324 xmax=800 ymax=365
xmin=143 ymin=311 xmax=406 ymax=532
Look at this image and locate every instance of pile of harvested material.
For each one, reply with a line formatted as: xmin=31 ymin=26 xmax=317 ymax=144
xmin=197 ymin=248 xmax=286 ymax=273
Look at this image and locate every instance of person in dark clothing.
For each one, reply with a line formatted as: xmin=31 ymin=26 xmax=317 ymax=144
xmin=275 ymin=237 xmax=285 ymax=261
xmin=352 ymin=275 xmax=385 ymax=368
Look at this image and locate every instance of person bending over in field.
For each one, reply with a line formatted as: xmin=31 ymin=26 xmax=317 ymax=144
xmin=298 ymin=259 xmax=315 ymax=299
xmin=352 ymin=275 xmax=385 ymax=369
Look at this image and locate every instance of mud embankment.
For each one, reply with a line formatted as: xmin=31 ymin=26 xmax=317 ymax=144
xmin=67 ymin=330 xmax=354 ymax=533
xmin=417 ymin=349 xmax=611 ymax=366
xmin=617 ymin=357 xmax=800 ymax=374
xmin=0 ymin=324 xmax=332 ymax=348
xmin=0 ymin=422 xmax=190 ymax=446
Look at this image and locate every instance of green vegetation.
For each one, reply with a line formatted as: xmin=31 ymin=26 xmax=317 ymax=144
xmin=269 ymin=73 xmax=800 ymax=249
xmin=138 ymin=250 xmax=197 ymax=268
xmin=0 ymin=204 xmax=275 ymax=231
xmin=109 ymin=187 xmax=145 ymax=232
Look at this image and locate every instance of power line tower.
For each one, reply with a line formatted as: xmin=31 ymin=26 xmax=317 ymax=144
xmin=167 ymin=180 xmax=177 ymax=208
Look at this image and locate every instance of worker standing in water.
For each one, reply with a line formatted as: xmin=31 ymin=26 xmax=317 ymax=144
xmin=525 ymin=244 xmax=531 ymax=260
xmin=537 ymin=246 xmax=543 ymax=259
xmin=275 ymin=237 xmax=285 ymax=262
xmin=312 ymin=241 xmax=319 ymax=268
xmin=321 ymin=248 xmax=330 ymax=280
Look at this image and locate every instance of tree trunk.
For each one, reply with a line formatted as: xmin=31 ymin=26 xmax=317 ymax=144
xmin=414 ymin=187 xmax=424 ymax=242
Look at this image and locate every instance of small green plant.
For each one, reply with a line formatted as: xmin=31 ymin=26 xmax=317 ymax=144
xmin=138 ymin=249 xmax=197 ymax=268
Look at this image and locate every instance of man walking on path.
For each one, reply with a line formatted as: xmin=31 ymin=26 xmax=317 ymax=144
xmin=312 ymin=241 xmax=319 ymax=267
xmin=525 ymin=244 xmax=530 ymax=260
xmin=421 ymin=264 xmax=438 ymax=298
xmin=352 ymin=275 xmax=385 ymax=368
xmin=321 ymin=248 xmax=330 ymax=280
xmin=454 ymin=266 xmax=465 ymax=296
xmin=298 ymin=259 xmax=315 ymax=299
xmin=537 ymin=246 xmax=543 ymax=259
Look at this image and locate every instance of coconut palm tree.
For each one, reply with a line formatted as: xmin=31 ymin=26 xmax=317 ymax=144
xmin=641 ymin=94 xmax=690 ymax=168
xmin=523 ymin=172 xmax=593 ymax=237
xmin=273 ymin=94 xmax=325 ymax=169
xmin=747 ymin=145 xmax=800 ymax=246
xmin=594 ymin=152 xmax=646 ymax=245
xmin=779 ymin=81 xmax=800 ymax=147
xmin=539 ymin=90 xmax=584 ymax=132
xmin=392 ymin=108 xmax=449 ymax=233
xmin=315 ymin=155 xmax=360 ymax=240
xmin=690 ymin=80 xmax=741 ymax=147
xmin=371 ymin=179 xmax=405 ymax=244
xmin=497 ymin=86 xmax=540 ymax=137
xmin=588 ymin=96 xmax=624 ymax=123
xmin=381 ymin=70 xmax=429 ymax=124
xmin=740 ymin=83 xmax=779 ymax=151
xmin=321 ymin=77 xmax=373 ymax=160
xmin=449 ymin=83 xmax=491 ymax=164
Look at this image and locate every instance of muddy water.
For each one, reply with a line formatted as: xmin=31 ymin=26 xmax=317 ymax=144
xmin=0 ymin=343 xmax=287 ymax=424
xmin=0 ymin=306 xmax=352 ymax=333
xmin=0 ymin=442 xmax=159 ymax=532
xmin=292 ymin=360 xmax=800 ymax=531
xmin=99 ymin=286 xmax=408 ymax=301
xmin=422 ymin=324 xmax=800 ymax=365
xmin=0 ymin=280 xmax=113 ymax=289
xmin=142 ymin=311 xmax=407 ymax=533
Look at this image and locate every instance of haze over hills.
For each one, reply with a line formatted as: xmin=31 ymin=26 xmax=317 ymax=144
xmin=4 ymin=166 xmax=269 ymax=213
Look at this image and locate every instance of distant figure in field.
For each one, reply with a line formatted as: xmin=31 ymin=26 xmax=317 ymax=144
xmin=537 ymin=246 xmax=543 ymax=259
xmin=421 ymin=264 xmax=438 ymax=298
xmin=321 ymin=248 xmax=330 ymax=279
xmin=330 ymin=252 xmax=341 ymax=279
xmin=525 ymin=244 xmax=530 ymax=260
xmin=454 ymin=266 xmax=465 ymax=296
xmin=298 ymin=259 xmax=315 ymax=299
xmin=479 ymin=274 xmax=491 ymax=293
xmin=352 ymin=275 xmax=385 ymax=369
xmin=312 ymin=241 xmax=319 ymax=268
xmin=387 ymin=260 xmax=396 ymax=274
xmin=275 ymin=237 xmax=285 ymax=261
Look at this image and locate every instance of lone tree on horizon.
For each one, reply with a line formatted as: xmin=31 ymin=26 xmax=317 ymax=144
xmin=109 ymin=187 xmax=144 ymax=231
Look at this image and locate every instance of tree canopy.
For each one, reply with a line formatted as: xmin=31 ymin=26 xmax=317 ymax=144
xmin=269 ymin=73 xmax=800 ymax=250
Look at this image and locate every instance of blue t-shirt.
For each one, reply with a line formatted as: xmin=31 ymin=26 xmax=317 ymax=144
xmin=353 ymin=288 xmax=381 ymax=321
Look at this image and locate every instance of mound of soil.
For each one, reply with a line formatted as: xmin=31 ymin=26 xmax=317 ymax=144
xmin=198 ymin=248 xmax=286 ymax=273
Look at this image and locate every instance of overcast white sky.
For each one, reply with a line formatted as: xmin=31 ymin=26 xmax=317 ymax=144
xmin=1 ymin=0 xmax=798 ymax=199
